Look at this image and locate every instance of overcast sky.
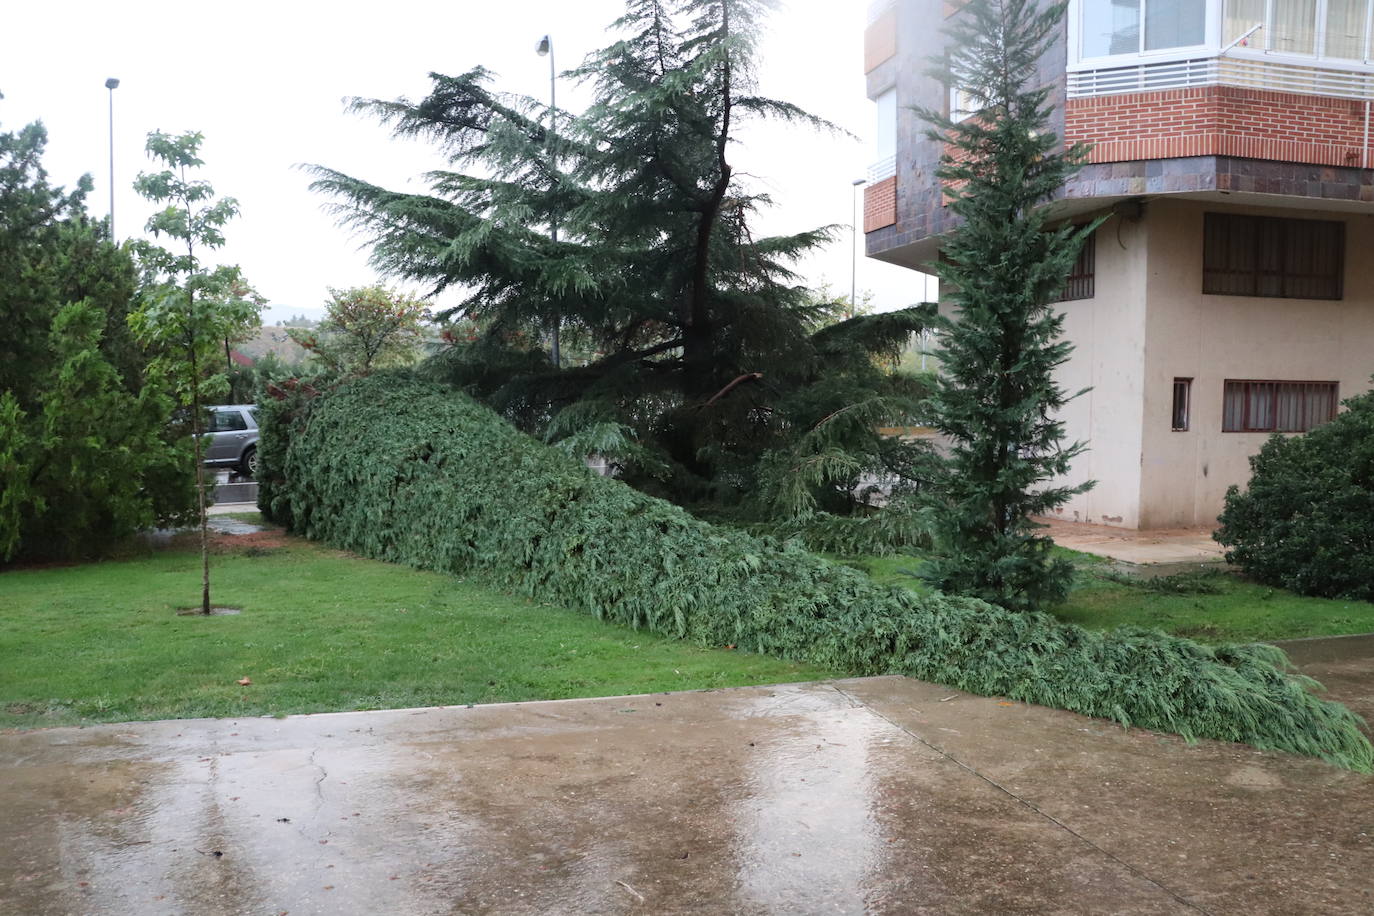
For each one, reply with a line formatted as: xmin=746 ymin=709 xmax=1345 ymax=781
xmin=2 ymin=0 xmax=932 ymax=324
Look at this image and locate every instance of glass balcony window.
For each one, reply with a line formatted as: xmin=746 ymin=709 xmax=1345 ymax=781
xmin=1082 ymin=0 xmax=1206 ymax=57
xmin=1076 ymin=0 xmax=1374 ymax=65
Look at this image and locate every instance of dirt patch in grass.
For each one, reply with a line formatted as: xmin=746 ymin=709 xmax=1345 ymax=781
xmin=175 ymin=606 xmax=244 ymax=616
xmin=162 ymin=528 xmax=296 ymax=553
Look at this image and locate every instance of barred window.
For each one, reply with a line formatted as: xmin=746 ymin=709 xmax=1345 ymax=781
xmin=1055 ymin=230 xmax=1096 ymax=302
xmin=1171 ymin=378 xmax=1191 ymax=431
xmin=1222 ymin=380 xmax=1338 ymax=432
xmin=1203 ymin=213 xmax=1344 ymax=300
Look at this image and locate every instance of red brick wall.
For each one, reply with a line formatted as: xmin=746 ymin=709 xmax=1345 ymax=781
xmin=1066 ymin=87 xmax=1373 ymax=169
xmin=864 ymin=177 xmax=897 ymax=232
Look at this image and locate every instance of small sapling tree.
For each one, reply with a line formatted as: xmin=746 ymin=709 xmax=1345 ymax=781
xmin=130 ymin=130 xmax=262 ymax=614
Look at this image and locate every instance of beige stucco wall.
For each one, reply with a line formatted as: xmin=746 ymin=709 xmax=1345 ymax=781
xmin=1137 ymin=199 xmax=1374 ymax=528
xmin=1049 ymin=214 xmax=1150 ymax=529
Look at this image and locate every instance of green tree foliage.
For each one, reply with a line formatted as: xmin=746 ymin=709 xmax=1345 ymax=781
xmin=0 ymin=117 xmax=192 ymax=562
xmin=918 ymin=0 xmax=1097 ymax=612
xmin=307 ymin=0 xmax=930 ymax=513
xmin=1216 ymin=386 xmax=1374 ymax=599
xmin=130 ymin=130 xmax=262 ymax=612
xmin=257 ymin=374 xmax=1371 ymax=772
xmin=288 ymin=285 xmax=429 ymax=374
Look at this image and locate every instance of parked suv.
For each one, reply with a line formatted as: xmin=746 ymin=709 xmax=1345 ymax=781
xmin=205 ymin=405 xmax=260 ymax=477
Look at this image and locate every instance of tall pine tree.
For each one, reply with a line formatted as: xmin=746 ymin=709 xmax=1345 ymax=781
xmin=919 ymin=0 xmax=1097 ymax=611
xmin=308 ymin=0 xmax=932 ymax=508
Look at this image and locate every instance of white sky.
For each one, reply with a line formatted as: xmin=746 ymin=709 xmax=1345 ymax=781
xmin=2 ymin=0 xmax=931 ymax=324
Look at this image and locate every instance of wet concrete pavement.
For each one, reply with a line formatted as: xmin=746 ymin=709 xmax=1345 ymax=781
xmin=1038 ymin=518 xmax=1226 ymax=567
xmin=2 ymin=665 xmax=1371 ymax=915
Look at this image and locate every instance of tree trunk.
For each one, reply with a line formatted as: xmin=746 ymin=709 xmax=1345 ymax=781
xmin=683 ymin=5 xmax=734 ymax=397
xmin=191 ymin=317 xmax=211 ymax=615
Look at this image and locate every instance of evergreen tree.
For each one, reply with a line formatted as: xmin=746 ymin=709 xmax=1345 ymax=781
xmin=918 ymin=0 xmax=1097 ymax=611
xmin=0 ymin=115 xmax=193 ymax=562
xmin=308 ymin=0 xmax=931 ymax=509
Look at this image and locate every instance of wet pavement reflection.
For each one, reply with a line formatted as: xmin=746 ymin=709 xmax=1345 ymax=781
xmin=1 ymin=665 xmax=1370 ymax=915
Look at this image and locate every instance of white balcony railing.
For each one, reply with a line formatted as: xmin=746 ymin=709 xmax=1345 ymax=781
xmin=1067 ymin=54 xmax=1374 ymax=102
xmin=867 ymin=155 xmax=897 ymax=183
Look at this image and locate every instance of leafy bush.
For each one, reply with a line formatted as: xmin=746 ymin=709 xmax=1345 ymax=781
xmin=1217 ymin=387 xmax=1374 ymax=600
xmin=260 ymin=375 xmax=1371 ymax=771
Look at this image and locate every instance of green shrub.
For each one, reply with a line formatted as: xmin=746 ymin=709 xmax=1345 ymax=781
xmin=260 ymin=375 xmax=1371 ymax=771
xmin=1217 ymin=387 xmax=1374 ymax=600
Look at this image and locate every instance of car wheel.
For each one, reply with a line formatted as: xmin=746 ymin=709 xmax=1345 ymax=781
xmin=241 ymin=447 xmax=258 ymax=479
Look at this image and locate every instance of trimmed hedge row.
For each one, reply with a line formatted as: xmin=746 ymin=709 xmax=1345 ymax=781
xmin=259 ymin=375 xmax=1371 ymax=771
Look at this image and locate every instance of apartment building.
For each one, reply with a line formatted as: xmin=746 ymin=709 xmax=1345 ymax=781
xmin=864 ymin=0 xmax=1374 ymax=529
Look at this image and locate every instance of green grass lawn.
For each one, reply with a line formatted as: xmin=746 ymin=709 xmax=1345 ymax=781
xmin=0 ymin=531 xmax=833 ymax=730
xmin=841 ymin=549 xmax=1374 ymax=644
xmin=1057 ymin=569 xmax=1374 ymax=643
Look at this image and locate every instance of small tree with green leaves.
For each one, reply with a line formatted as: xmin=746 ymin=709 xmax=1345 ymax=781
xmin=918 ymin=0 xmax=1098 ymax=612
xmin=130 ymin=130 xmax=262 ymax=614
xmin=289 ymin=284 xmax=429 ymax=374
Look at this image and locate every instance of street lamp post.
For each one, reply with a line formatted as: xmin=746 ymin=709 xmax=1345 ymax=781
xmin=536 ymin=35 xmax=561 ymax=367
xmin=105 ymin=78 xmax=120 ymax=239
xmin=850 ymin=178 xmax=866 ymax=317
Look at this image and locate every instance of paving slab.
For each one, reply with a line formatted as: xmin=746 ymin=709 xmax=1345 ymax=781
xmin=1 ymin=674 xmax=1370 ymax=916
xmin=1038 ymin=517 xmax=1227 ymax=567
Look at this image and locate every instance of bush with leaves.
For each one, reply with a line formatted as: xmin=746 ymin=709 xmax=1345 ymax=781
xmin=0 ymin=119 xmax=193 ymax=562
xmin=1216 ymin=386 xmax=1374 ymax=599
xmin=289 ymin=285 xmax=429 ymax=374
xmin=258 ymin=374 xmax=1371 ymax=771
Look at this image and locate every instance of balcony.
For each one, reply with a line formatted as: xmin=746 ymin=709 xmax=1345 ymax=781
xmin=1069 ymin=0 xmax=1374 ymax=102
xmin=1067 ymin=1 xmax=1374 ymax=170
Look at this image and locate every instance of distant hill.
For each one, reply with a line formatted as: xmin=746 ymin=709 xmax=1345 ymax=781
xmin=236 ymin=326 xmax=310 ymax=366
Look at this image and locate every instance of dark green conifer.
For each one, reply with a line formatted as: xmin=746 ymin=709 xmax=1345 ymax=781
xmin=918 ymin=0 xmax=1097 ymax=611
xmin=308 ymin=0 xmax=931 ymax=508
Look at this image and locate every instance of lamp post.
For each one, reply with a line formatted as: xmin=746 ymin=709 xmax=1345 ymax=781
xmin=850 ymin=178 xmax=866 ymax=317
xmin=536 ymin=35 xmax=561 ymax=367
xmin=105 ymin=78 xmax=120 ymax=239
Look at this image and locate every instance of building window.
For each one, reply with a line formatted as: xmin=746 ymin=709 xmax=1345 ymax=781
xmin=1081 ymin=0 xmax=1207 ymax=57
xmin=875 ymin=88 xmax=896 ymax=161
xmin=1202 ymin=213 xmax=1344 ymax=300
xmin=1055 ymin=229 xmax=1097 ymax=301
xmin=1225 ymin=0 xmax=1374 ymax=60
xmin=948 ymin=86 xmax=984 ymax=124
xmin=1222 ymin=380 xmax=1338 ymax=432
xmin=1172 ymin=378 xmax=1192 ymax=430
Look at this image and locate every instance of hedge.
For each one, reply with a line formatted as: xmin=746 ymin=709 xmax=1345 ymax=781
xmin=1216 ymin=386 xmax=1374 ymax=600
xmin=259 ymin=375 xmax=1371 ymax=772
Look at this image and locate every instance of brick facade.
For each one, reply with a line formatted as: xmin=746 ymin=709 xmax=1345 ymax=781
xmin=1067 ymin=87 xmax=1374 ymax=169
xmin=864 ymin=176 xmax=898 ymax=232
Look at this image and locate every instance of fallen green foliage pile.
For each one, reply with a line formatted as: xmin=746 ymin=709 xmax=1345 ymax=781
xmin=743 ymin=511 xmax=930 ymax=557
xmin=260 ymin=375 xmax=1371 ymax=771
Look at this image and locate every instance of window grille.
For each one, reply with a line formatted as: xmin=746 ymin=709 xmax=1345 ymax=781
xmin=1203 ymin=213 xmax=1344 ymax=300
xmin=1222 ymin=379 xmax=1339 ymax=432
xmin=1055 ymin=229 xmax=1097 ymax=302
xmin=1172 ymin=378 xmax=1192 ymax=430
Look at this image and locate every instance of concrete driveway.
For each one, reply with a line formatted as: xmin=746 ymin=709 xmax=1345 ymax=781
xmin=2 ymin=654 xmax=1371 ymax=915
